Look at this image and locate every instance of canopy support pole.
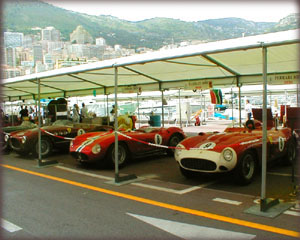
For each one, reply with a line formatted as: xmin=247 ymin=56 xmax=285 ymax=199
xmin=237 ymin=78 xmax=242 ymax=127
xmin=161 ymin=89 xmax=165 ymax=127
xmin=114 ymin=66 xmax=136 ymax=184
xmin=37 ymin=78 xmax=42 ymax=165
xmin=36 ymin=78 xmax=58 ymax=168
xmin=231 ymin=87 xmax=234 ymax=126
xmin=105 ymin=93 xmax=109 ymax=122
xmin=261 ymin=44 xmax=268 ymax=203
xmin=114 ymin=67 xmax=120 ymax=181
xmin=137 ymin=92 xmax=140 ymax=128
xmin=178 ymin=89 xmax=182 ymax=128
xmin=244 ymin=44 xmax=294 ymax=217
xmin=260 ymin=44 xmax=280 ymax=212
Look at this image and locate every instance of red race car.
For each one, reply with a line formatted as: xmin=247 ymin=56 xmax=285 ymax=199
xmin=9 ymin=119 xmax=113 ymax=158
xmin=175 ymin=112 xmax=297 ymax=185
xmin=70 ymin=126 xmax=186 ymax=168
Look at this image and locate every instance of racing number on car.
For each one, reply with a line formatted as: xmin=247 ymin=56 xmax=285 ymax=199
xmin=278 ymin=136 xmax=285 ymax=152
xmin=154 ymin=134 xmax=163 ymax=145
xmin=200 ymin=142 xmax=216 ymax=150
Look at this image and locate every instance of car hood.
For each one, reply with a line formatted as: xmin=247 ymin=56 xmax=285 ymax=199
xmin=3 ymin=125 xmax=35 ymax=133
xmin=181 ymin=131 xmax=261 ymax=150
xmin=73 ymin=131 xmax=114 ymax=143
xmin=10 ymin=125 xmax=70 ymax=137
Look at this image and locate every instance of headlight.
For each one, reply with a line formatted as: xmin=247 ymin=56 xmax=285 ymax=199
xmin=22 ymin=136 xmax=27 ymax=144
xmin=4 ymin=134 xmax=10 ymax=142
xmin=175 ymin=144 xmax=185 ymax=157
xmin=223 ymin=148 xmax=233 ymax=161
xmin=92 ymin=144 xmax=101 ymax=154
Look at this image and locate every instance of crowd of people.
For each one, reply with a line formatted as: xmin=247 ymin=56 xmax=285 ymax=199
xmin=0 ymin=101 xmax=92 ymax=126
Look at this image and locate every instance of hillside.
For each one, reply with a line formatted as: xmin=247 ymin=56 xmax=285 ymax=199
xmin=3 ymin=0 xmax=299 ymax=50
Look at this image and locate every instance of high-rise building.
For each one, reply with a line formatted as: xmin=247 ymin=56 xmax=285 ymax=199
xmin=43 ymin=53 xmax=54 ymax=70
xmin=33 ymin=45 xmax=43 ymax=64
xmin=4 ymin=47 xmax=17 ymax=67
xmin=4 ymin=32 xmax=23 ymax=48
xmin=41 ymin=26 xmax=61 ymax=41
xmin=96 ymin=37 xmax=106 ymax=46
xmin=23 ymin=35 xmax=34 ymax=48
xmin=70 ymin=25 xmax=93 ymax=44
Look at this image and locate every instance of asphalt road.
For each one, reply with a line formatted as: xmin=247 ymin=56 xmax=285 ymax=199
xmin=1 ymin=151 xmax=300 ymax=240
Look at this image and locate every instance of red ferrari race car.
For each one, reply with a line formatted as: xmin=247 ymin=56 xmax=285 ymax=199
xmin=175 ymin=114 xmax=297 ymax=185
xmin=9 ymin=119 xmax=113 ymax=158
xmin=70 ymin=126 xmax=186 ymax=168
xmin=1 ymin=120 xmax=37 ymax=152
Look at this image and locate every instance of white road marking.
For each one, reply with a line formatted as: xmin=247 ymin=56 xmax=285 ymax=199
xmin=1 ymin=219 xmax=22 ymax=233
xmin=213 ymin=198 xmax=242 ymax=205
xmin=284 ymin=210 xmax=300 ymax=217
xmin=131 ymin=183 xmax=181 ymax=194
xmin=127 ymin=213 xmax=256 ymax=240
xmin=55 ymin=166 xmax=214 ymax=194
xmin=55 ymin=166 xmax=113 ymax=180
xmin=267 ymin=172 xmax=300 ymax=177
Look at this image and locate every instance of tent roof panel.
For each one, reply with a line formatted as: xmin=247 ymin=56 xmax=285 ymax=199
xmin=2 ymin=29 xmax=299 ymax=101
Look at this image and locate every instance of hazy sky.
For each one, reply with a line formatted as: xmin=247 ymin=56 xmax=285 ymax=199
xmin=43 ymin=0 xmax=298 ymax=22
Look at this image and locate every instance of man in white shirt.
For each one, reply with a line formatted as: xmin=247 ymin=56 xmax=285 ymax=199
xmin=81 ymin=103 xmax=88 ymax=120
xmin=245 ymin=99 xmax=252 ymax=120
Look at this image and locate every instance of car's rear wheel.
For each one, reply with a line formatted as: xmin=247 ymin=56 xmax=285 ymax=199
xmin=34 ymin=137 xmax=53 ymax=158
xmin=234 ymin=151 xmax=257 ymax=185
xmin=106 ymin=143 xmax=128 ymax=168
xmin=284 ymin=140 xmax=297 ymax=165
xmin=167 ymin=133 xmax=184 ymax=156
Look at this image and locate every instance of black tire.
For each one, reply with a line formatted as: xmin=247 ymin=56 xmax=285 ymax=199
xmin=2 ymin=142 xmax=10 ymax=153
xmin=167 ymin=133 xmax=184 ymax=156
xmin=284 ymin=140 xmax=297 ymax=166
xmin=179 ymin=166 xmax=197 ymax=179
xmin=234 ymin=151 xmax=257 ymax=185
xmin=106 ymin=143 xmax=128 ymax=168
xmin=34 ymin=137 xmax=53 ymax=158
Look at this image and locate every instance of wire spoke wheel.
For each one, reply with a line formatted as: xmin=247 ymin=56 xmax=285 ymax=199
xmin=109 ymin=143 xmax=128 ymax=168
xmin=235 ymin=151 xmax=256 ymax=185
xmin=242 ymin=154 xmax=255 ymax=180
xmin=35 ymin=138 xmax=53 ymax=157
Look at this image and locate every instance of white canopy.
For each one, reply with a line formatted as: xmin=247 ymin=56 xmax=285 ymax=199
xmin=2 ymin=29 xmax=299 ymax=101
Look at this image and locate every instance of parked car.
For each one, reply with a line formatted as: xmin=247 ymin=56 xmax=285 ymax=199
xmin=70 ymin=126 xmax=186 ymax=168
xmin=175 ymin=118 xmax=297 ymax=185
xmin=9 ymin=119 xmax=113 ymax=158
xmin=1 ymin=120 xmax=37 ymax=152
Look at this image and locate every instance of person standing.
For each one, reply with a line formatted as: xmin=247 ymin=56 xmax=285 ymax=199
xmin=81 ymin=103 xmax=88 ymax=121
xmin=72 ymin=104 xmax=80 ymax=123
xmin=245 ymin=99 xmax=252 ymax=120
xmin=19 ymin=105 xmax=29 ymax=121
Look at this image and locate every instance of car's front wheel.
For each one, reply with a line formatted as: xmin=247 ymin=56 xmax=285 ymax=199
xmin=106 ymin=143 xmax=128 ymax=168
xmin=33 ymin=137 xmax=53 ymax=158
xmin=167 ymin=133 xmax=184 ymax=156
xmin=234 ymin=151 xmax=257 ymax=185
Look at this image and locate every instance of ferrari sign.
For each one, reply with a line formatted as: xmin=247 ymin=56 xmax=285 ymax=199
xmin=184 ymin=80 xmax=213 ymax=90
xmin=118 ymin=86 xmax=142 ymax=94
xmin=268 ymin=73 xmax=300 ymax=85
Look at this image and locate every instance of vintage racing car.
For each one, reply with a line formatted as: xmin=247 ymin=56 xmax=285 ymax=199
xmin=70 ymin=126 xmax=186 ymax=168
xmin=9 ymin=119 xmax=113 ymax=158
xmin=175 ymin=118 xmax=297 ymax=185
xmin=2 ymin=120 xmax=37 ymax=152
